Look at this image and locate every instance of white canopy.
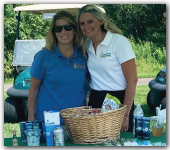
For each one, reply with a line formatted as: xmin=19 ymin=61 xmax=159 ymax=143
xmin=13 ymin=4 xmax=87 ymax=15
xmin=13 ymin=4 xmax=105 ymax=15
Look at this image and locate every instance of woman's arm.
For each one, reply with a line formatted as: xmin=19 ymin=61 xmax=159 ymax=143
xmin=28 ymin=76 xmax=41 ymax=121
xmin=121 ymin=58 xmax=138 ymax=131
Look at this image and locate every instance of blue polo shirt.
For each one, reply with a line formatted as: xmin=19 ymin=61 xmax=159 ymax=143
xmin=30 ymin=45 xmax=88 ymax=124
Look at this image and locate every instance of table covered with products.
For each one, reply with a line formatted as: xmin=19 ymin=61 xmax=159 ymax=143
xmin=4 ymin=132 xmax=166 ymax=146
xmin=5 ymin=105 xmax=166 ymax=147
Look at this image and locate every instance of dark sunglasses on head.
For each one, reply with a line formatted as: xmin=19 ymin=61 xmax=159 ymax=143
xmin=54 ymin=24 xmax=74 ymax=33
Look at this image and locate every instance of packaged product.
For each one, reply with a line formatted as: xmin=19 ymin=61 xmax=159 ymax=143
xmin=101 ymin=93 xmax=121 ymax=112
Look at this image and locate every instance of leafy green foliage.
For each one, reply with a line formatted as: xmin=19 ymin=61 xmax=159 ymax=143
xmin=18 ymin=12 xmax=51 ymax=40
xmin=4 ymin=123 xmax=20 ymax=138
xmin=4 ymin=50 xmax=14 ymax=80
xmin=4 ymin=4 xmax=51 ymax=79
xmin=130 ymin=39 xmax=166 ymax=77
xmin=100 ymin=4 xmax=166 ymax=47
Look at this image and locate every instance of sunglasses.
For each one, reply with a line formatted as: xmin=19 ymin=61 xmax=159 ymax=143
xmin=54 ymin=24 xmax=74 ymax=33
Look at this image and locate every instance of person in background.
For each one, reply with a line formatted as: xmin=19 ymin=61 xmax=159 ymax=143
xmin=77 ymin=5 xmax=138 ymax=132
xmin=28 ymin=11 xmax=88 ymax=124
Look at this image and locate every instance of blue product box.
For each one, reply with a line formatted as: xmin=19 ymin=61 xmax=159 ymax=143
xmin=19 ymin=122 xmax=27 ymax=143
xmin=142 ymin=117 xmax=150 ymax=140
xmin=44 ymin=110 xmax=60 ymax=146
xmin=25 ymin=121 xmax=33 ymax=130
xmin=45 ymin=124 xmax=61 ymax=146
xmin=135 ymin=116 xmax=143 ymax=139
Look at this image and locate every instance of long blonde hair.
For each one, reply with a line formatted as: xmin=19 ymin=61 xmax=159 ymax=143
xmin=77 ymin=5 xmax=123 ymax=56
xmin=45 ymin=11 xmax=79 ymax=52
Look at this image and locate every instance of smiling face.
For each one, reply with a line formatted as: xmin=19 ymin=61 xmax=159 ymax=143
xmin=55 ymin=19 xmax=75 ymax=45
xmin=79 ymin=12 xmax=103 ymax=39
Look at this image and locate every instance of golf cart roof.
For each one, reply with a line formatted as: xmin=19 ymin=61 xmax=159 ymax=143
xmin=13 ymin=4 xmax=105 ymax=15
xmin=13 ymin=4 xmax=87 ymax=15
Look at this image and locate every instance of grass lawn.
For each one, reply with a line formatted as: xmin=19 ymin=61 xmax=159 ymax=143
xmin=4 ymin=85 xmax=166 ymax=138
xmin=4 ymin=92 xmax=8 ymax=100
xmin=4 ymin=78 xmax=14 ymax=84
xmin=134 ymin=85 xmax=155 ymax=117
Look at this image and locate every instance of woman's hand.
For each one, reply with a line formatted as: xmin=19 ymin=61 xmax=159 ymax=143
xmin=121 ymin=115 xmax=129 ymax=132
xmin=121 ymin=59 xmax=137 ymax=132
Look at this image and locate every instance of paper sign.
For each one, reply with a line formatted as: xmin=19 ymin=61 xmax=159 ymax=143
xmin=44 ymin=110 xmax=60 ymax=126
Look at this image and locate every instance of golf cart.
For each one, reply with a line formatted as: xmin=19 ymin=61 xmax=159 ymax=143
xmin=4 ymin=4 xmax=89 ymax=123
xmin=147 ymin=66 xmax=166 ymax=111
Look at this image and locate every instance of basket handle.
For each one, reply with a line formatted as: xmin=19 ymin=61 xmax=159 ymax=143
xmin=80 ymin=106 xmax=92 ymax=110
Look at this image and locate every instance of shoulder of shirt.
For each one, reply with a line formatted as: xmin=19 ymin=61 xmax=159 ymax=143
xmin=108 ymin=31 xmax=127 ymax=41
xmin=37 ymin=49 xmax=51 ymax=54
xmin=34 ymin=49 xmax=52 ymax=59
xmin=111 ymin=32 xmax=130 ymax=44
xmin=106 ymin=32 xmax=131 ymax=48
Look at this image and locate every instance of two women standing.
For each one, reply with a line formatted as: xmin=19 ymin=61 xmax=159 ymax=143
xmin=28 ymin=5 xmax=138 ymax=132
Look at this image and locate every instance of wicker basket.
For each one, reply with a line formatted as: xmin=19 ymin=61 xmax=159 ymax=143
xmin=60 ymin=104 xmax=127 ymax=144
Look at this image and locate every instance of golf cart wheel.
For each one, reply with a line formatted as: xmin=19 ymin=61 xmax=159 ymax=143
xmin=17 ymin=99 xmax=28 ymax=122
xmin=147 ymin=91 xmax=156 ymax=111
xmin=161 ymin=97 xmax=166 ymax=110
xmin=4 ymin=97 xmax=17 ymax=123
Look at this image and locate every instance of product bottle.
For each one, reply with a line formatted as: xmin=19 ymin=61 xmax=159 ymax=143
xmin=133 ymin=104 xmax=144 ymax=135
xmin=12 ymin=130 xmax=18 ymax=146
xmin=53 ymin=127 xmax=65 ymax=146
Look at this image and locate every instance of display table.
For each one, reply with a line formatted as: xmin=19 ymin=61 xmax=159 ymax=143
xmin=4 ymin=132 xmax=166 ymax=146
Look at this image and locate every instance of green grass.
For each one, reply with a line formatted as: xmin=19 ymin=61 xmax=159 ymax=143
xmin=4 ymin=92 xmax=8 ymax=100
xmin=136 ymin=60 xmax=165 ymax=78
xmin=4 ymin=123 xmax=20 ymax=138
xmin=134 ymin=85 xmax=155 ymax=117
xmin=4 ymin=77 xmax=14 ymax=84
xmin=134 ymin=85 xmax=166 ymax=132
xmin=4 ymin=91 xmax=20 ymax=138
xmin=4 ymin=85 xmax=166 ymax=138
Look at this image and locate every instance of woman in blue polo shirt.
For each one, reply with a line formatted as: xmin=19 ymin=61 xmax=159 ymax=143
xmin=77 ymin=5 xmax=138 ymax=132
xmin=28 ymin=11 xmax=88 ymax=124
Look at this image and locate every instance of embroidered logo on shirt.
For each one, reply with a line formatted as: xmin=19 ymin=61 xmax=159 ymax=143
xmin=100 ymin=52 xmax=111 ymax=58
xmin=74 ymin=63 xmax=85 ymax=69
xmin=100 ymin=52 xmax=103 ymax=58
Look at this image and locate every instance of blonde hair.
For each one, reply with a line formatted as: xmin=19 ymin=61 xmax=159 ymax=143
xmin=45 ymin=11 xmax=79 ymax=52
xmin=77 ymin=5 xmax=123 ymax=56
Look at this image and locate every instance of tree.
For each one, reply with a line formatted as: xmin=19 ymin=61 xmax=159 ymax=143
xmin=100 ymin=4 xmax=166 ymax=48
xmin=4 ymin=4 xmax=51 ymax=80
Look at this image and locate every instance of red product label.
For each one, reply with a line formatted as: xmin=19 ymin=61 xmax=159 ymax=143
xmin=92 ymin=110 xmax=99 ymax=114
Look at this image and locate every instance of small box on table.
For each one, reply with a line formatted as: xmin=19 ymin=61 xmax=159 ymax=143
xmin=44 ymin=110 xmax=60 ymax=146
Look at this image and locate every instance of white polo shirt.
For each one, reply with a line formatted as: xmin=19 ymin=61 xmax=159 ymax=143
xmin=87 ymin=31 xmax=135 ymax=91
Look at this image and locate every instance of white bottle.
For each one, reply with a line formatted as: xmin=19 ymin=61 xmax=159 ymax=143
xmin=133 ymin=104 xmax=144 ymax=135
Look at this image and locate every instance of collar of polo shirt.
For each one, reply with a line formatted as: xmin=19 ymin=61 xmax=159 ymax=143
xmin=54 ymin=45 xmax=81 ymax=58
xmin=88 ymin=31 xmax=113 ymax=53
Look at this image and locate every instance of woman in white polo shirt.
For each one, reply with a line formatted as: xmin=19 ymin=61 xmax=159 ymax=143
xmin=77 ymin=5 xmax=138 ymax=132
